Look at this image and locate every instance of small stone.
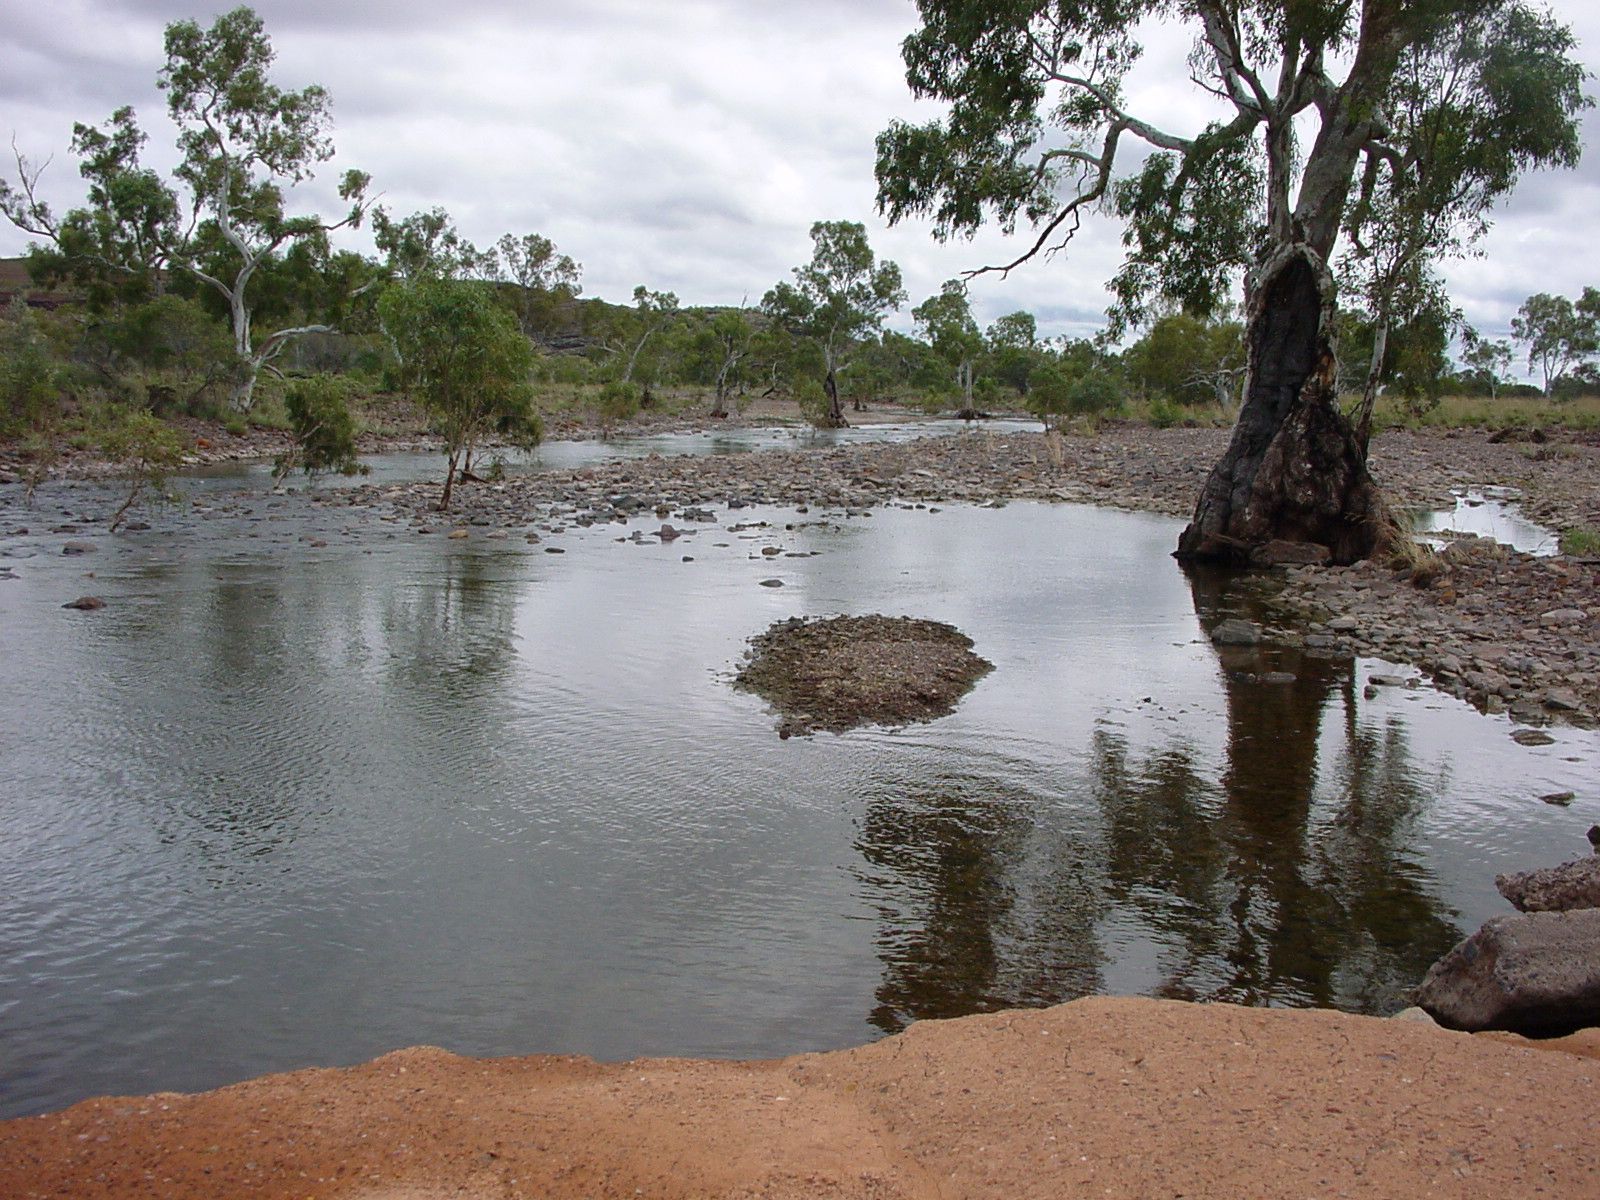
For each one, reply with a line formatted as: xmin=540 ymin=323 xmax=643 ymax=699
xmin=545 ymin=547 xmax=565 ymax=554
xmin=1368 ymin=674 xmax=1410 ymax=688
xmin=1511 ymin=729 xmax=1556 ymax=747
xmin=62 ymin=596 xmax=105 ymax=610
xmin=761 ymin=546 xmax=781 ymax=556
xmin=1210 ymin=618 xmax=1260 ymax=646
xmin=62 ymin=541 xmax=97 ymax=556
xmin=1541 ymin=792 xmax=1577 ymax=807
xmin=1540 ymin=608 xmax=1588 ymax=626
xmin=1327 ymin=615 xmax=1360 ymax=632
xmin=448 ymin=529 xmax=470 ymax=540
xmin=1545 ymin=688 xmax=1583 ymax=712
xmin=1390 ymin=1007 xmax=1438 ymax=1025
xmin=759 ymin=578 xmax=784 ymax=588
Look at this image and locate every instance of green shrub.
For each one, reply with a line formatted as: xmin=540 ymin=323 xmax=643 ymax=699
xmin=98 ymin=408 xmax=186 ymax=530
xmin=0 ymin=302 xmax=67 ymax=434
xmin=793 ymin=377 xmax=832 ymax=427
xmin=596 ymin=380 xmax=641 ymax=431
xmin=1560 ymin=526 xmax=1600 ymax=556
xmin=1024 ymin=364 xmax=1072 ymax=429
xmin=1066 ymin=369 xmax=1123 ymax=417
xmin=1148 ymin=395 xmax=1181 ymax=429
xmin=277 ymin=375 xmax=366 ymax=479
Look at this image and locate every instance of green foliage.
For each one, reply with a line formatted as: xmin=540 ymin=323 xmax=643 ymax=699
xmin=763 ymin=221 xmax=905 ymax=424
xmin=372 ymin=207 xmax=493 ymax=282
xmin=1513 ymin=290 xmax=1600 ymax=394
xmin=874 ymin=0 xmax=1590 ymax=360
xmin=1124 ymin=313 xmax=1245 ymax=408
xmin=913 ymin=279 xmax=983 ymax=407
xmin=378 ymin=277 xmax=539 ymax=506
xmin=277 ymin=374 xmax=364 ymax=478
xmin=793 ymin=377 xmax=832 ymax=428
xmin=1147 ymin=395 xmax=1182 ymax=429
xmin=596 ymin=380 xmax=641 ymax=430
xmin=97 ymin=407 xmax=186 ymax=530
xmin=1065 ymin=369 xmax=1123 ymax=418
xmin=1560 ymin=527 xmax=1600 ymax=557
xmin=78 ymin=294 xmax=239 ymax=409
xmin=495 ymin=232 xmax=582 ymax=337
xmin=1024 ymin=364 xmax=1073 ymax=430
xmin=0 ymin=303 xmax=68 ymax=434
xmin=986 ymin=310 xmax=1040 ymax=395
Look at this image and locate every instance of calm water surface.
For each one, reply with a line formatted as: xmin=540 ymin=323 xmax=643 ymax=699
xmin=0 ymin=469 xmax=1594 ymax=1119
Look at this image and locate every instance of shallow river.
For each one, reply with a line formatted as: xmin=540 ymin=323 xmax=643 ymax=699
xmin=1 ymin=447 xmax=1594 ymax=1119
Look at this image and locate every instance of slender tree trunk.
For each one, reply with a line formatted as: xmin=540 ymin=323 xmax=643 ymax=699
xmin=440 ymin=448 xmax=459 ymax=510
xmin=822 ymin=365 xmax=847 ymax=428
xmin=1176 ymin=249 xmax=1387 ymax=567
xmin=1353 ymin=317 xmax=1389 ymax=453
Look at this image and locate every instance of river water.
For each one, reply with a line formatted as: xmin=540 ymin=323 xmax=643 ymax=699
xmin=1 ymin=439 xmax=1594 ymax=1119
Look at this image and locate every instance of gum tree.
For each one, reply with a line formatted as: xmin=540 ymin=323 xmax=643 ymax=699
xmin=494 ymin=232 xmax=582 ymax=338
xmin=877 ymin=0 xmax=1588 ymax=564
xmin=1512 ymin=290 xmax=1600 ymax=395
xmin=379 ymin=277 xmax=541 ymax=509
xmin=913 ymin=279 xmax=985 ymax=416
xmin=162 ymin=7 xmax=370 ymax=410
xmin=763 ymin=220 xmax=905 ymax=427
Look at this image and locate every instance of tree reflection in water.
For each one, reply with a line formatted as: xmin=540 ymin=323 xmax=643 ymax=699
xmin=856 ymin=779 xmax=1105 ymax=1034
xmin=856 ymin=566 xmax=1464 ymax=1031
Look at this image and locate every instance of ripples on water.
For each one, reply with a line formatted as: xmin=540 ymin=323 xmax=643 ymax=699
xmin=0 ymin=482 xmax=1595 ymax=1118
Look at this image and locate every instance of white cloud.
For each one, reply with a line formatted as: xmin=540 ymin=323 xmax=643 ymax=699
xmin=3 ymin=0 xmax=1597 ymax=347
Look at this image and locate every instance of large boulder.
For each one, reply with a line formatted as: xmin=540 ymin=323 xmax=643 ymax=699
xmin=1414 ymin=909 xmax=1600 ymax=1037
xmin=1496 ymin=857 xmax=1600 ymax=913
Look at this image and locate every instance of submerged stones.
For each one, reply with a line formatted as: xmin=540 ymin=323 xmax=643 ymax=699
xmin=734 ymin=614 xmax=993 ymax=737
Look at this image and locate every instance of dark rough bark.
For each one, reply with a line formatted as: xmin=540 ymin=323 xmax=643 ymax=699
xmin=821 ymin=369 xmax=848 ymax=428
xmin=1177 ymin=252 xmax=1387 ymax=566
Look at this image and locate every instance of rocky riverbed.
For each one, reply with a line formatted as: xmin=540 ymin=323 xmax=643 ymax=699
xmin=331 ymin=423 xmax=1600 ymax=724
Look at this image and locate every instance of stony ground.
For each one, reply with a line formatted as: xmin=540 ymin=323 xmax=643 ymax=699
xmin=735 ymin=614 xmax=994 ymax=736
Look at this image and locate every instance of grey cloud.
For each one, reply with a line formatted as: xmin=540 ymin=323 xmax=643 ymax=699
xmin=4 ymin=0 xmax=1598 ymax=348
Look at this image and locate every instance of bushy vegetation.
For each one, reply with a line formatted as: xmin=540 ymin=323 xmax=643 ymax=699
xmin=276 ymin=375 xmax=365 ymax=479
xmin=1 ymin=1 xmax=1594 ymax=508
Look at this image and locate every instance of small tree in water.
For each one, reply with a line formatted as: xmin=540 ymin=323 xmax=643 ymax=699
xmin=763 ymin=221 xmax=905 ymax=427
xmin=276 ymin=375 xmax=365 ymax=480
xmin=378 ymin=278 xmax=541 ymax=509
xmin=876 ymin=0 xmax=1588 ymax=565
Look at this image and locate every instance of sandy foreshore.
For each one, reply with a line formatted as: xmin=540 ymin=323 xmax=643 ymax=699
xmin=3 ymin=997 xmax=1597 ymax=1199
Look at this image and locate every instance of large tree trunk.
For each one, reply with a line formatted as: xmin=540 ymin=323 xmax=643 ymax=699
xmin=821 ymin=367 xmax=848 ymax=428
xmin=1176 ymin=249 xmax=1387 ymax=567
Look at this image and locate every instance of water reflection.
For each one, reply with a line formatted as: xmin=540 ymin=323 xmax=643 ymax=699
xmin=857 ymin=565 xmax=1465 ymax=1028
xmin=856 ymin=778 xmax=1104 ymax=1034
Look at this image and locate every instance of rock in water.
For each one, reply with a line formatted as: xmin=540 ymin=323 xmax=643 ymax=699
xmin=62 ymin=596 xmax=106 ymax=611
xmin=1413 ymin=910 xmax=1600 ymax=1037
xmin=734 ymin=614 xmax=992 ymax=736
xmin=1496 ymin=858 xmax=1600 ymax=913
xmin=1209 ymin=618 xmax=1260 ymax=646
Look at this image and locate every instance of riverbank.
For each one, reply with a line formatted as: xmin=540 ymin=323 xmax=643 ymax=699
xmin=3 ymin=996 xmax=1596 ymax=1199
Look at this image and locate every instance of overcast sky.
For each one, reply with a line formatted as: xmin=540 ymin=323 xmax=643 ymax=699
xmin=3 ymin=0 xmax=1598 ymax=356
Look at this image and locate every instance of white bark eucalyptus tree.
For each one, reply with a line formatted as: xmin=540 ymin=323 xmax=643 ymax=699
xmin=162 ymin=6 xmax=370 ymax=410
xmin=876 ymin=0 xmax=1588 ymax=565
